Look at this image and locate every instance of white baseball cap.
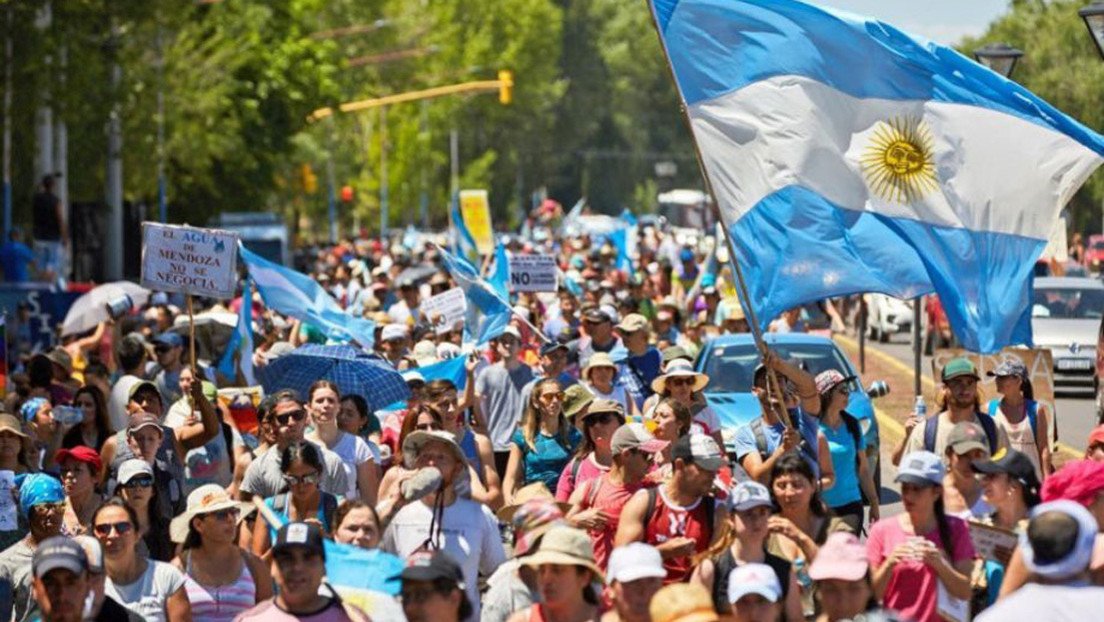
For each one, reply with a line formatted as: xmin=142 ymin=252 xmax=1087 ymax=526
xmin=606 ymin=542 xmax=666 ymax=586
xmin=381 ymin=324 xmax=409 ymax=342
xmin=727 ymin=563 xmax=782 ymax=604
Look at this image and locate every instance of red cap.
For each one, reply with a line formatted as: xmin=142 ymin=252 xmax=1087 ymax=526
xmin=1089 ymin=425 xmax=1104 ymax=448
xmin=54 ymin=446 xmax=102 ymax=474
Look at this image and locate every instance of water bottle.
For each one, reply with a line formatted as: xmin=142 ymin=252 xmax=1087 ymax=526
xmin=793 ymin=557 xmax=813 ymax=590
xmin=51 ymin=405 xmax=85 ymax=427
xmin=914 ymin=395 xmax=927 ymax=419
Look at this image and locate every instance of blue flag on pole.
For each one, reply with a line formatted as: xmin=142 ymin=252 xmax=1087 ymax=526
xmin=437 ymin=245 xmax=512 ymax=345
xmin=216 ymin=277 xmax=256 ymax=385
xmin=239 ymin=244 xmax=376 ymax=347
xmin=649 ymin=0 xmax=1104 ymax=352
xmin=488 ymin=243 xmax=510 ymax=301
xmin=450 ymin=197 xmax=480 ymax=263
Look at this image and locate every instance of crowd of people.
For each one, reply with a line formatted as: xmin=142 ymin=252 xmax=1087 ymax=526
xmin=0 ymin=219 xmax=1102 ymax=622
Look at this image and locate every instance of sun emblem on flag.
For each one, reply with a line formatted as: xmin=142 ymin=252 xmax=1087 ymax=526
xmin=860 ymin=117 xmax=938 ymax=204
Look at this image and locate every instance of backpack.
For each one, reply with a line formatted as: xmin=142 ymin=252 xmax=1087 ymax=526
xmin=750 ymin=415 xmax=818 ymax=470
xmin=986 ymin=398 xmax=1038 ymax=440
xmin=922 ymin=411 xmax=999 ymax=454
xmin=642 ymin=485 xmax=715 ymax=539
xmin=273 ymin=491 xmax=338 ymax=533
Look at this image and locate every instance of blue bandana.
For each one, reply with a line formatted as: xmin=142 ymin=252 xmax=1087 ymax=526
xmin=20 ymin=397 xmax=48 ymax=422
xmin=15 ymin=473 xmax=64 ymax=519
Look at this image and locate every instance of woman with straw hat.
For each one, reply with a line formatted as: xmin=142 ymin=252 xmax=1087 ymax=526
xmin=508 ymin=525 xmax=603 ymax=622
xmin=581 ymin=353 xmax=638 ymax=420
xmin=644 ymin=359 xmax=723 ymax=452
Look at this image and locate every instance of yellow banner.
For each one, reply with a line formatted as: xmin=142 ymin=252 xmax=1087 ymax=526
xmin=459 ymin=189 xmax=494 ymax=255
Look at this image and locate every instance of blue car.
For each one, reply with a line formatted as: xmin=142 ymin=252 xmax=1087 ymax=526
xmin=694 ymin=333 xmax=885 ymax=486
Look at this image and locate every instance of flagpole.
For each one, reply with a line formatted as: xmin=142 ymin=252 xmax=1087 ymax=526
xmin=644 ymin=0 xmax=791 ymax=427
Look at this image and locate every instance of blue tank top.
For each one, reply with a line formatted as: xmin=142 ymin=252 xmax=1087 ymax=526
xmin=458 ymin=428 xmax=483 ymax=481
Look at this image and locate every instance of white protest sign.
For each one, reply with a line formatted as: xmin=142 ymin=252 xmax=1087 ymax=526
xmin=141 ymin=223 xmax=240 ymax=299
xmin=967 ymin=520 xmax=1019 ymax=561
xmin=422 ymin=287 xmax=468 ymax=335
xmin=0 ymin=470 xmax=15 ymax=531
xmin=509 ymin=254 xmax=557 ymax=292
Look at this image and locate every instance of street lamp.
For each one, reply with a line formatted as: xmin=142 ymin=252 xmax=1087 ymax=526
xmin=973 ymin=42 xmax=1024 ymax=78
xmin=1080 ymin=2 xmax=1104 ymax=60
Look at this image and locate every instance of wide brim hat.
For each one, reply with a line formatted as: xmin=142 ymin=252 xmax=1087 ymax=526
xmin=520 ymin=525 xmax=604 ymax=582
xmin=401 ymin=430 xmax=467 ymax=470
xmin=495 ymin=482 xmax=570 ymax=521
xmin=582 ymin=352 xmax=618 ymax=381
xmin=169 ymin=484 xmax=247 ymax=543
xmin=0 ymin=414 xmax=29 ymax=439
xmin=652 ymin=359 xmax=709 ymax=394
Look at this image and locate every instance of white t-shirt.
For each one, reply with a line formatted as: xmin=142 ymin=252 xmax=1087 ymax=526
xmin=382 ymin=497 xmax=506 ymax=621
xmin=586 ymin=382 xmax=633 ymax=415
xmin=325 ymin=431 xmax=374 ymax=500
xmin=164 ymin=398 xmax=242 ymax=492
xmin=104 ymin=560 xmax=186 ymax=622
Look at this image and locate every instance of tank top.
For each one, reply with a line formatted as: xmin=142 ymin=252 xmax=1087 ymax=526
xmin=458 ymin=427 xmax=484 ymax=481
xmin=645 ymin=486 xmax=714 ymax=583
xmin=183 ymin=551 xmax=256 ymax=622
xmin=990 ymin=399 xmax=1043 ymax=480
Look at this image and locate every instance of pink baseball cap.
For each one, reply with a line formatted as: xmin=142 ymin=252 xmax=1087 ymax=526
xmin=808 ymin=532 xmax=869 ymax=581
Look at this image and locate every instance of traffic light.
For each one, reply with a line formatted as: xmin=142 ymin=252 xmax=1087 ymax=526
xmin=498 ymin=69 xmax=513 ymax=105
xmin=341 ymin=185 xmax=354 ymax=203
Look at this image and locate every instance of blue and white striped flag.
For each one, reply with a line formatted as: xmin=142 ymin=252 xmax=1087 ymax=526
xmin=650 ymin=0 xmax=1104 ymax=352
xmin=239 ymin=244 xmax=376 ymax=347
xmin=437 ymin=245 xmax=512 ymax=345
xmin=450 ymin=196 xmax=480 ymax=263
xmin=216 ymin=277 xmax=256 ymax=385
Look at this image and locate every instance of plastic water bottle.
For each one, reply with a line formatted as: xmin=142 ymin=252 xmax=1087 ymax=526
xmin=793 ymin=557 xmax=813 ymax=589
xmin=914 ymin=395 xmax=927 ymax=419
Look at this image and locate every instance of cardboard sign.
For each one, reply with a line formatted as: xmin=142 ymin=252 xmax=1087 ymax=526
xmin=141 ymin=223 xmax=240 ymax=299
xmin=967 ymin=520 xmax=1019 ymax=561
xmin=459 ymin=190 xmax=494 ymax=255
xmin=422 ymin=287 xmax=468 ymax=335
xmin=509 ymin=254 xmax=558 ymax=292
xmin=931 ymin=348 xmax=1056 ymax=442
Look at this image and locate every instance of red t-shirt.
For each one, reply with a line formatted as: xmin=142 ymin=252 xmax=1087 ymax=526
xmin=867 ymin=515 xmax=975 ymax=622
xmin=644 ymin=486 xmax=714 ymax=583
xmin=576 ymin=474 xmax=644 ymax=571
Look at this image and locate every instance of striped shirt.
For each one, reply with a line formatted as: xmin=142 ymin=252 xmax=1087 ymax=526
xmin=183 ymin=551 xmax=256 ymax=622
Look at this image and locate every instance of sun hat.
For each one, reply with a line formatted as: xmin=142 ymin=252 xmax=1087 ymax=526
xmin=941 ymin=357 xmax=980 ymax=382
xmin=606 ymin=542 xmax=665 ymax=586
xmin=32 ymin=536 xmax=88 ymax=579
xmin=169 ymin=484 xmax=247 ymax=543
xmin=582 ymin=352 xmax=618 ymax=381
xmin=946 ymin=422 xmax=990 ymax=456
xmin=610 ymin=423 xmax=668 ymax=455
xmin=520 ymin=525 xmax=604 ymax=582
xmin=652 ymin=359 xmax=709 ymax=394
xmin=496 ymin=482 xmax=570 ymax=522
xmin=616 ymin=314 xmax=649 ymax=333
xmin=808 ymin=532 xmax=869 ymax=581
xmin=412 ymin=340 xmax=439 ymax=367
xmin=401 ymin=429 xmax=467 ymax=470
xmin=814 ymin=369 xmax=856 ymax=396
xmin=895 ymin=451 xmax=945 ymax=486
xmin=1020 ymin=500 xmax=1099 ymax=580
xmin=579 ymin=398 xmax=626 ymax=426
xmin=54 ymin=446 xmax=103 ymax=475
xmin=988 ymin=359 xmax=1028 ymax=380
xmin=649 ymin=583 xmax=719 ymax=622
xmin=671 ymin=433 xmax=725 ymax=472
xmin=727 ymin=563 xmax=782 ymax=604
xmin=562 ymin=384 xmax=595 ymax=419
xmin=44 ymin=347 xmax=74 ymax=375
xmin=0 ymin=414 xmax=28 ymax=439
xmin=661 ymin=346 xmax=690 ymax=365
xmin=116 ymin=459 xmax=154 ymax=486
xmin=728 ymin=481 xmax=774 ymax=512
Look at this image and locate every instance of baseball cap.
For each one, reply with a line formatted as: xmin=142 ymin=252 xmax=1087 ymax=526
xmin=947 ymin=421 xmax=990 ymax=456
xmin=606 ymin=542 xmax=665 ymax=586
xmin=562 ymin=384 xmax=595 ymax=419
xmin=54 ymin=446 xmax=103 ymax=475
xmin=671 ymin=433 xmax=725 ymax=472
xmin=727 ymin=563 xmax=782 ymax=604
xmin=814 ymin=369 xmax=856 ymax=396
xmin=988 ymin=359 xmax=1027 ymax=379
xmin=808 ymin=532 xmax=869 ymax=581
xmin=33 ymin=536 xmax=88 ymax=579
xmin=941 ymin=357 xmax=979 ymax=381
xmin=44 ymin=347 xmax=73 ymax=375
xmin=895 ymin=451 xmax=945 ymax=486
xmin=539 ymin=342 xmax=568 ymax=357
xmin=273 ymin=522 xmax=325 ymax=558
xmin=500 ymin=326 xmax=522 ymax=341
xmin=116 ymin=459 xmax=154 ymax=485
xmin=971 ymin=448 xmax=1041 ymax=493
xmin=401 ymin=550 xmax=465 ymax=589
xmin=728 ymin=481 xmax=774 ymax=512
xmin=71 ymin=535 xmax=104 ymax=575
xmin=380 ymin=324 xmax=408 ymax=342
xmin=1021 ymin=500 xmax=1099 ymax=580
xmin=581 ymin=398 xmax=626 ymax=424
xmin=616 ymin=314 xmax=649 ymax=333
xmin=126 ymin=411 xmax=162 ymax=434
xmin=412 ymin=340 xmax=438 ymax=367
xmin=127 ymin=380 xmax=161 ymax=402
xmin=610 ymin=423 xmax=668 ymax=455
xmin=583 ymin=308 xmax=611 ymax=324
xmin=649 ymin=583 xmax=718 ymax=622
xmin=152 ymin=332 xmax=184 ymax=349
xmin=661 ymin=346 xmax=690 ymax=365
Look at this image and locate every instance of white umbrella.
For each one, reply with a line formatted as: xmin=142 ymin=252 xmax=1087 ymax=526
xmin=61 ymin=281 xmax=151 ymax=337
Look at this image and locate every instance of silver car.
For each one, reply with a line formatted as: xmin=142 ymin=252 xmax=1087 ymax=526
xmin=1032 ymin=277 xmax=1104 ymax=392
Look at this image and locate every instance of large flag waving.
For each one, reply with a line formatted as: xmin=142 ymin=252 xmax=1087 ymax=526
xmin=216 ymin=277 xmax=256 ymax=385
xmin=649 ymin=0 xmax=1104 ymax=352
xmin=437 ymin=245 xmax=512 ymax=345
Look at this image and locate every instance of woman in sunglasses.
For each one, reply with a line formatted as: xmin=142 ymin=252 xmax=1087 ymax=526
xmin=645 ymin=359 xmax=723 ymax=453
xmin=814 ymin=369 xmax=879 ymax=533
xmin=170 ymin=484 xmax=272 ymax=622
xmin=503 ymin=378 xmax=581 ymax=504
xmin=251 ymin=441 xmax=339 ymax=559
xmin=117 ymin=458 xmax=174 ymax=561
xmin=555 ymin=397 xmax=625 ymax=502
xmin=93 ymin=497 xmax=192 ymax=621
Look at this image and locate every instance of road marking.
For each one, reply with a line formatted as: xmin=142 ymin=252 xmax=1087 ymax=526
xmin=838 ymin=334 xmax=1081 ymax=459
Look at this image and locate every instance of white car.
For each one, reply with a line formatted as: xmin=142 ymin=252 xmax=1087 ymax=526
xmin=1032 ymin=277 xmax=1104 ymax=393
xmin=864 ymin=294 xmax=913 ymax=342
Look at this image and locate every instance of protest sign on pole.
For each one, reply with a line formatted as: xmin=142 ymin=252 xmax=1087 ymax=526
xmin=422 ymin=287 xmax=468 ymax=335
xmin=459 ymin=189 xmax=494 ymax=255
xmin=509 ymin=254 xmax=558 ymax=292
xmin=141 ymin=223 xmax=240 ymax=299
xmin=931 ymin=348 xmax=1057 ymax=442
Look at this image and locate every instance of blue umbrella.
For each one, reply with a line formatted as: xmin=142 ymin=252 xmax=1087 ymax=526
xmin=259 ymin=344 xmax=410 ymax=413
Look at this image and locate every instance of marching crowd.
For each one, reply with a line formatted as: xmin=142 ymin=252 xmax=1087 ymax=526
xmin=0 ymin=218 xmax=1102 ymax=622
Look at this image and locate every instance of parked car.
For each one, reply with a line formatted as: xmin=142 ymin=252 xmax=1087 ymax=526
xmin=1032 ymin=276 xmax=1104 ymax=394
xmin=865 ymin=294 xmax=913 ymax=343
xmin=1085 ymin=234 xmax=1104 ymax=273
xmin=695 ymin=333 xmax=886 ymax=492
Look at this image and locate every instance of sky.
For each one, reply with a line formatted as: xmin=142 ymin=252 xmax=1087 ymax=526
xmin=818 ymin=0 xmax=1011 ymax=45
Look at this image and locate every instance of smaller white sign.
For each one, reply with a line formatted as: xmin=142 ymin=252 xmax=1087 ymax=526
xmin=141 ymin=223 xmax=240 ymax=299
xmin=0 ymin=470 xmax=15 ymax=531
xmin=422 ymin=287 xmax=468 ymax=335
xmin=509 ymin=254 xmax=558 ymax=292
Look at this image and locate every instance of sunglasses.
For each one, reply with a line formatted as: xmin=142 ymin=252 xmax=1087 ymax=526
xmin=539 ymin=392 xmax=565 ymax=402
xmin=667 ymin=377 xmax=696 ymax=388
xmin=585 ymin=412 xmax=619 ymax=426
xmin=123 ymin=476 xmax=154 ymax=489
xmin=93 ymin=521 xmax=133 ymax=537
xmin=271 ymin=410 xmax=307 ymax=426
xmin=203 ymin=508 xmax=240 ymax=521
xmin=283 ymin=473 xmax=321 ymax=486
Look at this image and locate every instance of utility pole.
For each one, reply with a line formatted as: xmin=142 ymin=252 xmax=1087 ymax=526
xmin=104 ymin=18 xmax=124 ymax=281
xmin=379 ymin=106 xmax=388 ymax=237
xmin=34 ymin=2 xmax=53 ymax=188
xmin=326 ymin=115 xmax=337 ymax=244
xmin=156 ymin=14 xmax=167 ymax=223
xmin=54 ymin=42 xmax=68 ymax=218
xmin=419 ymin=100 xmax=428 ymax=229
xmin=3 ymin=5 xmax=13 ymax=239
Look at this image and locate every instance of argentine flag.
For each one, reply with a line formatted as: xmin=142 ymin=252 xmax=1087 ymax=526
xmin=650 ymin=0 xmax=1104 ymax=352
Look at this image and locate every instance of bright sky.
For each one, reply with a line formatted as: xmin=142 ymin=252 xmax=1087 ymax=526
xmin=817 ymin=0 xmax=1010 ymax=45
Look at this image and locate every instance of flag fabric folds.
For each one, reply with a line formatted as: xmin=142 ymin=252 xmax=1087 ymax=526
xmin=450 ymin=196 xmax=480 ymax=263
xmin=437 ymin=245 xmax=513 ymax=345
xmin=649 ymin=0 xmax=1104 ymax=352
xmin=239 ymin=244 xmax=376 ymax=348
xmin=489 ymin=242 xmax=510 ymax=301
xmin=216 ymin=277 xmax=256 ymax=385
